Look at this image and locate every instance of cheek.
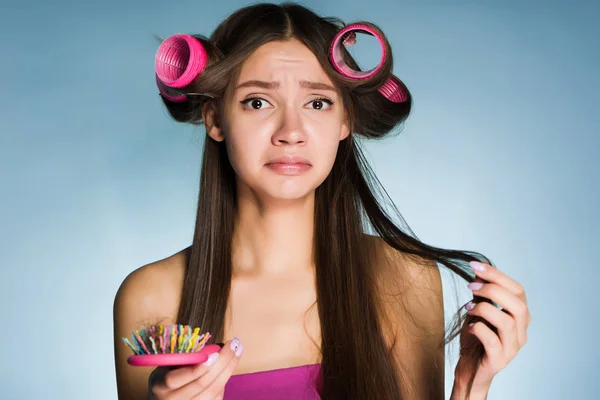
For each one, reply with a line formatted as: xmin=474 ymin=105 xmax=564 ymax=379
xmin=223 ymin=128 xmax=263 ymax=176
xmin=311 ymin=133 xmax=342 ymax=177
xmin=317 ymin=120 xmax=345 ymax=153
xmin=321 ymin=141 xmax=341 ymax=170
xmin=224 ymin=138 xmax=248 ymax=173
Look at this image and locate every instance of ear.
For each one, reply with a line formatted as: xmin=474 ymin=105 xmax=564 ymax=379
xmin=339 ymin=109 xmax=350 ymax=140
xmin=202 ymin=102 xmax=224 ymax=142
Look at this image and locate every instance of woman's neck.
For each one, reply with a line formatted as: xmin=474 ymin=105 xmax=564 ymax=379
xmin=231 ymin=193 xmax=316 ymax=278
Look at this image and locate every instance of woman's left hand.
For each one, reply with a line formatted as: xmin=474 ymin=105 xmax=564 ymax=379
xmin=454 ymin=260 xmax=531 ymax=394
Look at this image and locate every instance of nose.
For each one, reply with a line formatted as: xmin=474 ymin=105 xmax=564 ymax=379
xmin=271 ymin=108 xmax=307 ymax=146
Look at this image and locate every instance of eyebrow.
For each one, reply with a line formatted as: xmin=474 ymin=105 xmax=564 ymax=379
xmin=235 ymin=80 xmax=337 ymax=92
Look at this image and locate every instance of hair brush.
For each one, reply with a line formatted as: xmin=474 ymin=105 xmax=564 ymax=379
xmin=122 ymin=324 xmax=223 ymax=367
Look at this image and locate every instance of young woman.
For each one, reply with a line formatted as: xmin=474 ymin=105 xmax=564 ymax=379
xmin=113 ymin=3 xmax=531 ymax=399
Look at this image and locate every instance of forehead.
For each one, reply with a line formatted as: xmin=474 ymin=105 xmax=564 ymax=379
xmin=238 ymin=39 xmax=332 ymax=82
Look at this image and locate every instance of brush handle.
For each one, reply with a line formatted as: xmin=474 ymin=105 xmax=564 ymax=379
xmin=127 ymin=344 xmax=223 ymax=367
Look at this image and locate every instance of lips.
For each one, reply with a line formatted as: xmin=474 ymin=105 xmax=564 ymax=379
xmin=265 ymin=155 xmax=312 ymax=166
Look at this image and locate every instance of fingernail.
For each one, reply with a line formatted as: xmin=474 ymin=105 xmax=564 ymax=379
xmin=468 ymin=282 xmax=483 ymax=291
xmin=235 ymin=341 xmax=244 ymax=357
xmin=203 ymin=352 xmax=219 ymax=367
xmin=464 ymin=301 xmax=475 ymax=311
xmin=469 ymin=261 xmax=487 ymax=272
xmin=230 ymin=337 xmax=241 ymax=352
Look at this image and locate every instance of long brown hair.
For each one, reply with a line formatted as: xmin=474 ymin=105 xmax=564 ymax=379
xmin=159 ymin=3 xmax=492 ymax=399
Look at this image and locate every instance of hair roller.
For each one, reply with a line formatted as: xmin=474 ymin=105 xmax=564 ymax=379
xmin=329 ymin=24 xmax=408 ymax=103
xmin=155 ymin=34 xmax=209 ymax=102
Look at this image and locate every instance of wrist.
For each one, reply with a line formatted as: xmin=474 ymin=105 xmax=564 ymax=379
xmin=450 ymin=376 xmax=491 ymax=400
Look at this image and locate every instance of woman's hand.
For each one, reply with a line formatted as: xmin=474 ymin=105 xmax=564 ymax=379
xmin=454 ymin=261 xmax=531 ymax=396
xmin=148 ymin=338 xmax=243 ymax=400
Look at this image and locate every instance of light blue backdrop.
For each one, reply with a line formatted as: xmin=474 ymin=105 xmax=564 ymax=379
xmin=1 ymin=0 xmax=597 ymax=399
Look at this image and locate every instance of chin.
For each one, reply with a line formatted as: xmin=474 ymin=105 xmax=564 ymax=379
xmin=237 ymin=168 xmax=328 ymax=203
xmin=258 ymin=174 xmax=325 ymax=202
xmin=261 ymin=185 xmax=316 ymax=202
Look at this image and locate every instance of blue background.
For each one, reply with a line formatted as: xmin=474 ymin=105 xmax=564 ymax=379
xmin=1 ymin=0 xmax=597 ymax=398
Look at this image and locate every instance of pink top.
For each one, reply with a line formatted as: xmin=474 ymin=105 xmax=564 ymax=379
xmin=224 ymin=363 xmax=322 ymax=399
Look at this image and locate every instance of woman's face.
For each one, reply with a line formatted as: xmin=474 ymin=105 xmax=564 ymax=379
xmin=208 ymin=38 xmax=350 ymax=202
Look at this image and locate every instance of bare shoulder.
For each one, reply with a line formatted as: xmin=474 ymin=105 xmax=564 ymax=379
xmin=367 ymin=234 xmax=446 ymax=399
xmin=367 ymin=234 xmax=443 ymax=307
xmin=113 ymin=247 xmax=188 ymax=326
xmin=112 ymin=247 xmax=190 ymax=400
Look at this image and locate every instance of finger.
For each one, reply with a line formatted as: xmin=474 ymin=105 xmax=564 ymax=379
xmin=468 ymin=322 xmax=505 ymax=373
xmin=151 ymin=353 xmax=220 ymax=397
xmin=212 ymin=389 xmax=225 ymax=400
xmin=469 ymin=261 xmax=526 ymax=301
xmin=155 ymin=350 xmax=220 ymax=392
xmin=466 ymin=301 xmax=519 ymax=352
xmin=153 ymin=340 xmax=236 ymax=399
xmin=193 ymin=339 xmax=243 ymax=399
xmin=187 ymin=338 xmax=243 ymax=400
xmin=468 ymin=282 xmax=529 ymax=346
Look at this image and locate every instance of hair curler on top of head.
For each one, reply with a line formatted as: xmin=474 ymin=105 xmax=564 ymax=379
xmin=329 ymin=24 xmax=407 ymax=103
xmin=155 ymin=34 xmax=209 ymax=102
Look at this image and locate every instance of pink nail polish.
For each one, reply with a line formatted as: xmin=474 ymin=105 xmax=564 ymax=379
xmin=464 ymin=301 xmax=475 ymax=311
xmin=203 ymin=352 xmax=219 ymax=367
xmin=469 ymin=261 xmax=487 ymax=272
xmin=235 ymin=341 xmax=244 ymax=357
xmin=230 ymin=337 xmax=240 ymax=352
xmin=468 ymin=282 xmax=483 ymax=291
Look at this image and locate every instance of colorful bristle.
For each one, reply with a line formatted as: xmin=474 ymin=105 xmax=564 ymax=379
xmin=122 ymin=324 xmax=212 ymax=355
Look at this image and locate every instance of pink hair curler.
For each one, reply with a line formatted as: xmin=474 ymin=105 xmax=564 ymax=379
xmin=155 ymin=34 xmax=209 ymax=102
xmin=329 ymin=24 xmax=408 ymax=103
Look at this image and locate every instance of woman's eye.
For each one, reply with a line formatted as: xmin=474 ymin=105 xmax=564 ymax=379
xmin=306 ymin=98 xmax=333 ymax=110
xmin=240 ymin=97 xmax=334 ymax=110
xmin=241 ymin=98 xmax=271 ymax=110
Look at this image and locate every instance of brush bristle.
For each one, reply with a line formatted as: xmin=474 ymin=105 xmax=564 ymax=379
xmin=122 ymin=324 xmax=211 ymax=355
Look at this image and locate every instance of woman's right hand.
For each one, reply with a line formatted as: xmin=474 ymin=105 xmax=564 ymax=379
xmin=148 ymin=338 xmax=244 ymax=400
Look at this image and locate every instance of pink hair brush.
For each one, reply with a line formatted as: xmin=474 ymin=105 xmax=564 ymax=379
xmin=122 ymin=324 xmax=222 ymax=367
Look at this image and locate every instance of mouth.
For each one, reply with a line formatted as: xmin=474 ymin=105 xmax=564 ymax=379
xmin=265 ymin=155 xmax=312 ymax=175
xmin=265 ymin=155 xmax=312 ymax=166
